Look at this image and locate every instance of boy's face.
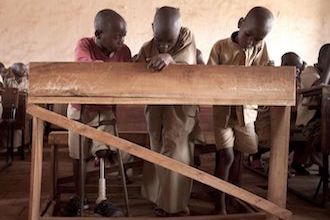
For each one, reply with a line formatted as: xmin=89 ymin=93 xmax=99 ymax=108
xmin=153 ymin=28 xmax=180 ymax=53
xmin=97 ymin=20 xmax=127 ymax=52
xmin=237 ymin=18 xmax=271 ymax=49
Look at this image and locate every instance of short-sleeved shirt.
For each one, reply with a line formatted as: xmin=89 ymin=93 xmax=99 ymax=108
xmin=68 ymin=37 xmax=132 ymax=119
xmin=208 ymin=32 xmax=270 ymax=127
xmin=75 ymin=37 xmax=132 ymax=62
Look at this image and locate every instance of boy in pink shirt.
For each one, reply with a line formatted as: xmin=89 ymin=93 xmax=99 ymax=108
xmin=66 ymin=9 xmax=131 ymax=217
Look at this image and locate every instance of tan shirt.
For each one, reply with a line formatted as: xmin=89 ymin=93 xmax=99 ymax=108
xmin=137 ymin=27 xmax=196 ymax=65
xmin=208 ymin=32 xmax=270 ymax=127
xmin=137 ymin=27 xmax=200 ymax=142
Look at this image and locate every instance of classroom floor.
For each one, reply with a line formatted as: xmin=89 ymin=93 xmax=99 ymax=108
xmin=0 ymin=144 xmax=329 ymax=220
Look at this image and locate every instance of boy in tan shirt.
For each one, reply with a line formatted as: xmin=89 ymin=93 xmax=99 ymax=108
xmin=208 ymin=6 xmax=274 ymax=214
xmin=137 ymin=6 xmax=198 ymax=216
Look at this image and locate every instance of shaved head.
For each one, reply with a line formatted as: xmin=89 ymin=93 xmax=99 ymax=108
xmin=153 ymin=7 xmax=181 ymax=36
xmin=152 ymin=6 xmax=182 ymax=53
xmin=11 ymin=63 xmax=27 ymax=78
xmin=237 ymin=6 xmax=274 ymax=49
xmin=244 ymin=6 xmax=274 ymax=31
xmin=94 ymin=9 xmax=127 ymax=53
xmin=317 ymin=43 xmax=330 ymax=73
xmin=281 ymin=52 xmax=302 ymax=66
xmin=94 ymin=9 xmax=125 ymax=32
xmin=281 ymin=52 xmax=306 ymax=77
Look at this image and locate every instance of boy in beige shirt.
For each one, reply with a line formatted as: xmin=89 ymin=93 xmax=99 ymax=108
xmin=208 ymin=6 xmax=274 ymax=214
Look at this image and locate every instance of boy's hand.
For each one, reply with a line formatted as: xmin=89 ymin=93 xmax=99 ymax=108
xmin=147 ymin=53 xmax=175 ymax=71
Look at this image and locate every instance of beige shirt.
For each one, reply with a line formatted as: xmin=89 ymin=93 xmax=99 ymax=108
xmin=207 ymin=32 xmax=270 ymax=127
xmin=137 ymin=27 xmax=196 ymax=65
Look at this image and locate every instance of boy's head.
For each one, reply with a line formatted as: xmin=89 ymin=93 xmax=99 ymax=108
xmin=316 ymin=44 xmax=330 ymax=74
xmin=94 ymin=9 xmax=127 ymax=52
xmin=237 ymin=6 xmax=274 ymax=49
xmin=152 ymin=6 xmax=182 ymax=53
xmin=281 ymin=52 xmax=306 ymax=77
xmin=11 ymin=63 xmax=27 ymax=80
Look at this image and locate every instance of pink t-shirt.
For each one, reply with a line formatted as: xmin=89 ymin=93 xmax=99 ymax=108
xmin=75 ymin=37 xmax=132 ymax=62
xmin=72 ymin=37 xmax=132 ymax=110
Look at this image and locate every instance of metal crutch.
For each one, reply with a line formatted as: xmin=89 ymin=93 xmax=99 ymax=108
xmin=113 ymin=106 xmax=130 ymax=216
xmin=79 ymin=105 xmax=85 ymax=217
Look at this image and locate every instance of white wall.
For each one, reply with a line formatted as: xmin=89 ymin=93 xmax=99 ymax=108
xmin=0 ymin=0 xmax=329 ymax=66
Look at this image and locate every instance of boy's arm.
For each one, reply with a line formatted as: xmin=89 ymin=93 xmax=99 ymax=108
xmin=74 ymin=39 xmax=103 ymax=62
xmin=196 ymin=49 xmax=205 ymax=65
xmin=253 ymin=42 xmax=270 ymax=66
xmin=136 ymin=47 xmax=149 ymax=63
xmin=207 ymin=43 xmax=221 ymax=65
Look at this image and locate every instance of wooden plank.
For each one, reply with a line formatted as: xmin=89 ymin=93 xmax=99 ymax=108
xmin=40 ymin=212 xmax=266 ymax=220
xmin=48 ymin=131 xmax=68 ymax=146
xmin=28 ymin=117 xmax=44 ymax=220
xmin=27 ymin=105 xmax=292 ymax=220
xmin=268 ymin=107 xmax=291 ymax=220
xmin=28 ymin=62 xmax=295 ymax=106
xmin=48 ymin=130 xmax=148 ymax=147
xmin=42 ymin=201 xmax=56 ymax=217
xmin=0 ymin=196 xmax=48 ymax=206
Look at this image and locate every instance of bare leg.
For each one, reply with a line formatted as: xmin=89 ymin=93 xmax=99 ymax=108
xmin=229 ymin=150 xmax=242 ymax=186
xmin=72 ymin=159 xmax=86 ymax=196
xmin=214 ymin=148 xmax=234 ymax=214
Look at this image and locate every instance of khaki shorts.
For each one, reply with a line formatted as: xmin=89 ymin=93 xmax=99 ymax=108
xmin=68 ymin=124 xmax=115 ymax=159
xmin=67 ymin=106 xmax=116 ymax=159
xmin=214 ymin=122 xmax=258 ymax=154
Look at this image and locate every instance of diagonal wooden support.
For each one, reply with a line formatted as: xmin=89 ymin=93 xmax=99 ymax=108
xmin=27 ymin=104 xmax=292 ymax=220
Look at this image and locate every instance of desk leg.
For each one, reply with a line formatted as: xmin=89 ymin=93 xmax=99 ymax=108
xmin=28 ymin=117 xmax=44 ymax=220
xmin=268 ymin=106 xmax=291 ymax=220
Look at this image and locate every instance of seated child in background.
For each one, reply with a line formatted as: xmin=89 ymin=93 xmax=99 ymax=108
xmin=10 ymin=63 xmax=30 ymax=153
xmin=1 ymin=64 xmax=17 ymax=89
xmin=208 ymin=6 xmax=274 ymax=214
xmin=252 ymin=52 xmax=306 ymax=172
xmin=11 ymin=63 xmax=28 ymax=92
xmin=296 ymin=44 xmax=330 ymax=169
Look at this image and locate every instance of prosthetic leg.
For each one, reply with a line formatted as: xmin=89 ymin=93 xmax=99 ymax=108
xmin=94 ymin=106 xmax=130 ymax=217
